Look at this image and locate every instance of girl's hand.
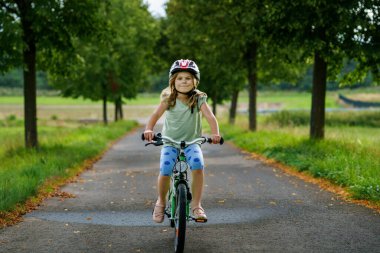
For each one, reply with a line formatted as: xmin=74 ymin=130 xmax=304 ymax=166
xmin=211 ymin=134 xmax=221 ymax=144
xmin=144 ymin=129 xmax=154 ymax=142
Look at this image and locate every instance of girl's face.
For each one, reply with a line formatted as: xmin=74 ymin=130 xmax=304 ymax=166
xmin=174 ymin=72 xmax=195 ymax=93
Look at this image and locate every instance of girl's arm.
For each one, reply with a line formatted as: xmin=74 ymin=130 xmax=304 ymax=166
xmin=144 ymin=101 xmax=168 ymax=142
xmin=200 ymin=102 xmax=221 ymax=144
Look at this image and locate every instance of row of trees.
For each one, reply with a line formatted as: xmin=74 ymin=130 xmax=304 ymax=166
xmin=1 ymin=0 xmax=379 ymax=148
xmin=162 ymin=0 xmax=379 ymax=139
xmin=0 ymin=0 xmax=158 ymax=147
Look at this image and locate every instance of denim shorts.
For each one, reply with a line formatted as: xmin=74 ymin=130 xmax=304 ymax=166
xmin=160 ymin=144 xmax=204 ymax=176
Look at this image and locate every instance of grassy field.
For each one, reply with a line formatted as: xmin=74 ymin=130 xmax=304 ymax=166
xmin=0 ymin=120 xmax=138 ymax=217
xmin=217 ymin=113 xmax=380 ymax=202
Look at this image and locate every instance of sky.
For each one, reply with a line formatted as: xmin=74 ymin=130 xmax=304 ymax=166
xmin=144 ymin=0 xmax=167 ymax=17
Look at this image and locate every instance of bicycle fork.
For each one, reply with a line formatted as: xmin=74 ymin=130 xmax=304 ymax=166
xmin=168 ymin=180 xmax=192 ymax=221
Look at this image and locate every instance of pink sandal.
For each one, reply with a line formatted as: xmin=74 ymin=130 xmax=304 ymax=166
xmin=192 ymin=207 xmax=207 ymax=222
xmin=152 ymin=203 xmax=165 ymax=223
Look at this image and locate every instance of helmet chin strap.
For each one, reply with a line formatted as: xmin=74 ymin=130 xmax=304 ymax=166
xmin=175 ymin=88 xmax=197 ymax=114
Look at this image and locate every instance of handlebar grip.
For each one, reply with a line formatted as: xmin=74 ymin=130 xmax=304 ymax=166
xmin=141 ymin=133 xmax=160 ymax=141
xmin=207 ymin=137 xmax=224 ymax=145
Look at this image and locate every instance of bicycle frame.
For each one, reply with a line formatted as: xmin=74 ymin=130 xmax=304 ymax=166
xmin=168 ymin=149 xmax=192 ymax=224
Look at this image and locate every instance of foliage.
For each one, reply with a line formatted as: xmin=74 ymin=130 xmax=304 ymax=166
xmin=50 ymin=0 xmax=159 ymax=103
xmin=0 ymin=68 xmax=50 ymax=89
xmin=0 ymin=0 xmax=109 ymax=73
xmin=343 ymin=1 xmax=380 ymax=85
xmin=264 ymin=0 xmax=378 ymax=85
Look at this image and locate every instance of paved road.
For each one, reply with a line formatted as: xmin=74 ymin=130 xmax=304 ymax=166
xmin=1 ymin=127 xmax=380 ymax=253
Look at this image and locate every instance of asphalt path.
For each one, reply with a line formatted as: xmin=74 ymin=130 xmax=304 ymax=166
xmin=1 ymin=126 xmax=380 ymax=253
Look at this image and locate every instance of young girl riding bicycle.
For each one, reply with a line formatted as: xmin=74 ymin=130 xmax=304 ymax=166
xmin=143 ymin=59 xmax=221 ymax=223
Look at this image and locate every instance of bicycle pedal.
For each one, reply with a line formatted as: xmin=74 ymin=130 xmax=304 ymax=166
xmin=193 ymin=218 xmax=208 ymax=223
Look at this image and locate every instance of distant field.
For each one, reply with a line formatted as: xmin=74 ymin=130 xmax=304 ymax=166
xmin=0 ymin=91 xmax=343 ymax=111
xmin=0 ymin=94 xmax=161 ymax=105
xmin=1 ymin=87 xmax=379 ymax=108
xmin=1 ymin=87 xmax=379 ymax=122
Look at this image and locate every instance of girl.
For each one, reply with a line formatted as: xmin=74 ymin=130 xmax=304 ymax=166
xmin=144 ymin=59 xmax=221 ymax=223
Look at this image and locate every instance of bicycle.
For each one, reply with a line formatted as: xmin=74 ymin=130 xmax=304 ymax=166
xmin=142 ymin=133 xmax=223 ymax=253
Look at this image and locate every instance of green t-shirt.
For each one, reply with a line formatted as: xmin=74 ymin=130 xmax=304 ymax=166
xmin=162 ymin=94 xmax=207 ymax=148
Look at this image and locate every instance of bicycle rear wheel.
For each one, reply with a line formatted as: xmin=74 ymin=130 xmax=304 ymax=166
xmin=174 ymin=183 xmax=187 ymax=253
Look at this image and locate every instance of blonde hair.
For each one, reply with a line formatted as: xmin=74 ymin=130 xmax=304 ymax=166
xmin=161 ymin=72 xmax=205 ymax=112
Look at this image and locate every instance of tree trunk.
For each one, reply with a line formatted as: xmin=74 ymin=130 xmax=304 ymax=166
xmin=114 ymin=97 xmax=123 ymax=122
xmin=246 ymin=42 xmax=258 ymax=131
xmin=103 ymin=95 xmax=108 ymax=125
xmin=118 ymin=97 xmax=123 ymax=120
xmin=19 ymin=1 xmax=38 ymax=148
xmin=229 ymin=89 xmax=239 ymax=125
xmin=114 ymin=100 xmax=118 ymax=122
xmin=310 ymin=52 xmax=327 ymax=140
xmin=101 ymin=81 xmax=108 ymax=125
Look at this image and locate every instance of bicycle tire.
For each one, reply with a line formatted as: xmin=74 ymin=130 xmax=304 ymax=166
xmin=174 ymin=183 xmax=187 ymax=253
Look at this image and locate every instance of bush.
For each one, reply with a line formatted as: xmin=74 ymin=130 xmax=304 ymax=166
xmin=0 ymin=115 xmax=23 ymax=127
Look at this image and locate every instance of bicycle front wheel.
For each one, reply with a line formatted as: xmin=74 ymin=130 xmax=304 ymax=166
xmin=174 ymin=183 xmax=187 ymax=253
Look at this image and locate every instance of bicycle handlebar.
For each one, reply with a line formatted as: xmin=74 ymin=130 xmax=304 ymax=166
xmin=141 ymin=133 xmax=224 ymax=146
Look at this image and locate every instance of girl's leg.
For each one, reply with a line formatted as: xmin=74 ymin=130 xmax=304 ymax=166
xmin=156 ymin=175 xmax=170 ymax=206
xmin=153 ymin=146 xmax=177 ymax=223
xmin=157 ymin=145 xmax=178 ymax=205
xmin=191 ymin=169 xmax=204 ymax=209
xmin=185 ymin=144 xmax=206 ymax=216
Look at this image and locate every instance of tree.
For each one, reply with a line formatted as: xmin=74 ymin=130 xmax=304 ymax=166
xmin=50 ymin=0 xmax=159 ymax=124
xmin=265 ymin=0 xmax=366 ymax=139
xmin=0 ymin=0 xmax=108 ymax=148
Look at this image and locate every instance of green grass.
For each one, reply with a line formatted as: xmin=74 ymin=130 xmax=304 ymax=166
xmin=220 ymin=119 xmax=380 ymax=201
xmin=0 ymin=120 xmax=138 ymax=212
